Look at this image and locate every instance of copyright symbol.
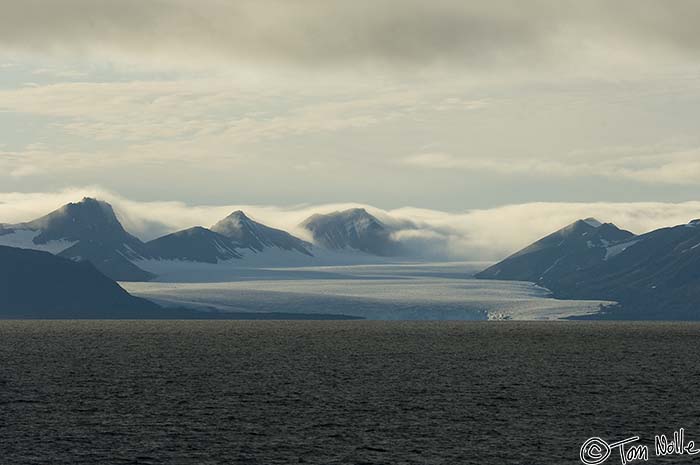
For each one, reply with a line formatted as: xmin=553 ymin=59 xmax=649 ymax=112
xmin=580 ymin=437 xmax=611 ymax=465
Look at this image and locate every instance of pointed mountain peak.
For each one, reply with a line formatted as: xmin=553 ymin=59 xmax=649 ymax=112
xmin=582 ymin=217 xmax=603 ymax=228
xmin=57 ymin=197 xmax=118 ymax=222
xmin=211 ymin=210 xmax=312 ymax=255
xmin=560 ymin=218 xmax=605 ymax=235
xmin=80 ymin=196 xmax=103 ymax=204
xmin=345 ymin=208 xmax=384 ymax=225
xmin=75 ymin=197 xmax=110 ymax=209
xmin=20 ymin=197 xmax=122 ymax=233
xmin=213 ymin=210 xmax=256 ymax=232
xmin=476 ymin=218 xmax=635 ymax=284
xmin=302 ymin=208 xmax=382 ymax=228
xmin=225 ymin=210 xmax=252 ymax=221
xmin=342 ymin=207 xmax=374 ymax=219
xmin=1 ymin=197 xmax=152 ymax=281
xmin=567 ymin=218 xmax=631 ymax=238
xmin=566 ymin=217 xmax=600 ymax=229
xmin=299 ymin=208 xmax=400 ymax=256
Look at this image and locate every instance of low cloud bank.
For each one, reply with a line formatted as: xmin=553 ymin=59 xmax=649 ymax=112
xmin=0 ymin=188 xmax=698 ymax=261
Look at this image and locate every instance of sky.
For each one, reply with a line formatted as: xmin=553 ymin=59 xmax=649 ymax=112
xmin=1 ymin=0 xmax=700 ymax=257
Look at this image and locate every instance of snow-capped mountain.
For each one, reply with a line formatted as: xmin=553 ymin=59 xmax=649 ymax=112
xmin=299 ymin=208 xmax=403 ymax=256
xmin=0 ymin=199 xmax=401 ymax=284
xmin=211 ymin=210 xmax=312 ymax=256
xmin=476 ymin=218 xmax=636 ymax=285
xmin=145 ymin=226 xmax=242 ymax=263
xmin=477 ymin=217 xmax=700 ymax=319
xmin=555 ymin=219 xmax=700 ymax=314
xmin=0 ymin=197 xmax=154 ymax=281
xmin=130 ymin=212 xmax=315 ymax=281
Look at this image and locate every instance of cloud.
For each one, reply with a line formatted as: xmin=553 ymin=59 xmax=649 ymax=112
xmin=1 ymin=188 xmax=698 ymax=261
xmin=403 ymin=152 xmax=576 ymax=175
xmin=0 ymin=79 xmax=423 ymax=148
xmin=1 ymin=1 xmax=700 ymax=71
xmin=401 ymin=202 xmax=700 ymax=260
xmin=611 ymin=150 xmax=700 ymax=184
xmin=403 ymin=148 xmax=700 ymax=185
xmin=8 ymin=164 xmax=42 ymax=178
xmin=31 ymin=67 xmax=88 ymax=79
xmin=2 ymin=3 xmax=699 ymax=231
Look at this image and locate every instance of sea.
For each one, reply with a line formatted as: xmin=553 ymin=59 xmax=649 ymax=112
xmin=1 ymin=321 xmax=699 ymax=464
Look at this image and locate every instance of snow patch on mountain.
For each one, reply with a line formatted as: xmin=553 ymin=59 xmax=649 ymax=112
xmin=604 ymin=239 xmax=640 ymax=260
xmin=0 ymin=229 xmax=77 ymax=254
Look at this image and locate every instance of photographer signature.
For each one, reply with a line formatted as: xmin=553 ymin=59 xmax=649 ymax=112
xmin=580 ymin=428 xmax=700 ymax=465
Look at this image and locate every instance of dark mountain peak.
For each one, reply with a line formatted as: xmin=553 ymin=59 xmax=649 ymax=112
xmin=476 ymin=218 xmax=635 ymax=284
xmin=211 ymin=210 xmax=263 ymax=239
xmin=6 ymin=198 xmax=154 ymax=281
xmin=301 ymin=208 xmax=384 ymax=230
xmin=146 ymin=226 xmax=241 ymax=263
xmin=341 ymin=208 xmax=376 ymax=220
xmin=346 ymin=207 xmax=370 ymax=216
xmin=211 ymin=211 xmax=312 ymax=255
xmin=299 ymin=208 xmax=402 ymax=256
xmin=16 ymin=197 xmax=141 ymax=248
xmin=480 ymin=215 xmax=700 ymax=319
xmin=79 ymin=196 xmax=108 ymax=206
xmin=345 ymin=208 xmax=384 ymax=227
xmin=552 ymin=218 xmax=629 ymax=242
xmin=22 ymin=197 xmax=122 ymax=234
xmin=581 ymin=217 xmax=603 ymax=228
xmin=216 ymin=210 xmax=257 ymax=229
xmin=562 ymin=218 xmax=601 ymax=234
xmin=64 ymin=197 xmax=118 ymax=220
xmin=228 ymin=210 xmax=249 ymax=219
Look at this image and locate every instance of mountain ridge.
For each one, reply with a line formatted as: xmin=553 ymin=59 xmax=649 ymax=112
xmin=145 ymin=226 xmax=242 ymax=263
xmin=477 ymin=217 xmax=700 ymax=319
xmin=211 ymin=210 xmax=312 ymax=256
xmin=0 ymin=199 xmax=404 ymax=283
xmin=476 ymin=218 xmax=636 ymax=283
xmin=299 ymin=208 xmax=403 ymax=256
xmin=0 ymin=197 xmax=155 ymax=281
xmin=0 ymin=244 xmax=161 ymax=318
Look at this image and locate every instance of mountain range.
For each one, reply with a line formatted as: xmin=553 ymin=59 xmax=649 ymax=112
xmin=0 ymin=244 xmax=363 ymax=320
xmin=0 ymin=198 xmax=154 ymax=281
xmin=0 ymin=198 xmax=404 ymax=282
xmin=4 ymin=197 xmax=700 ymax=319
xmin=476 ymin=217 xmax=700 ymax=319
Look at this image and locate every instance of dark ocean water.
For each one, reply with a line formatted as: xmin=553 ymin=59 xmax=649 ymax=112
xmin=1 ymin=321 xmax=700 ymax=465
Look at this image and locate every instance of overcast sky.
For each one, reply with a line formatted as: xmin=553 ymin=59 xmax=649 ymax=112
xmin=2 ymin=1 xmax=700 ymax=215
